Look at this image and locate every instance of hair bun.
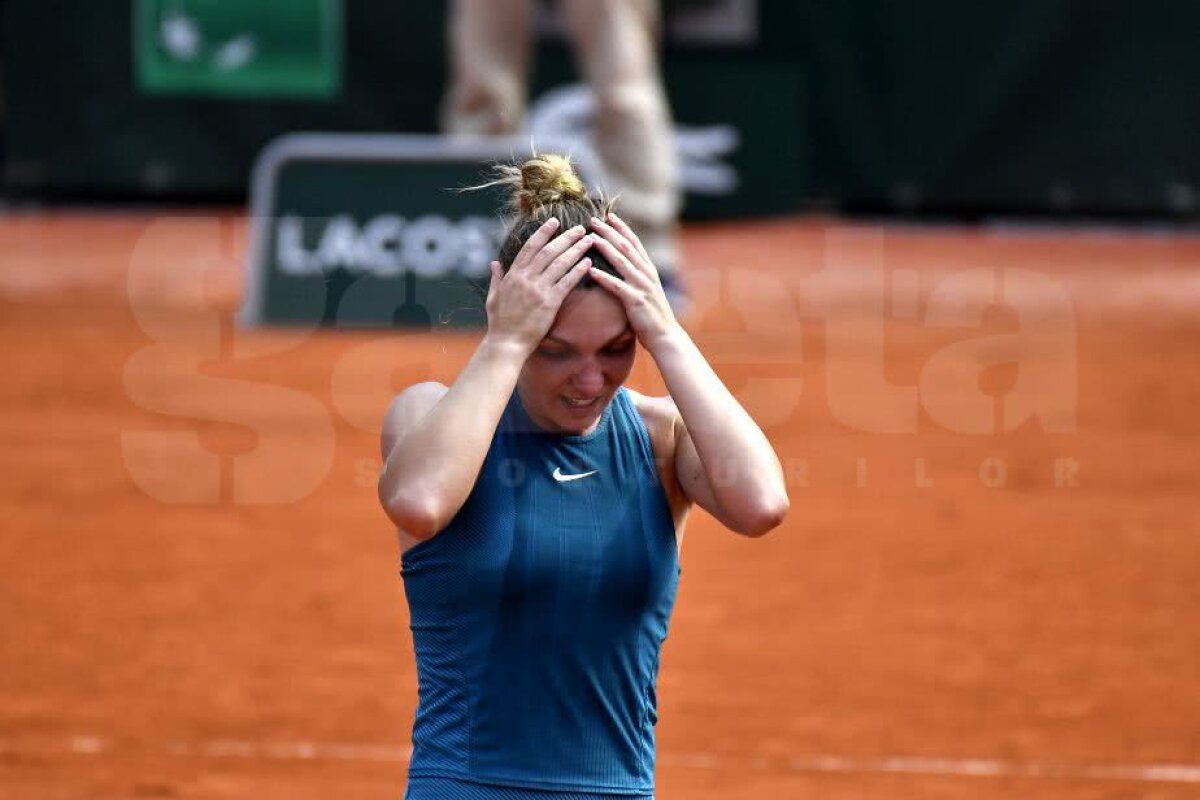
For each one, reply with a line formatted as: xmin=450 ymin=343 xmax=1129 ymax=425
xmin=515 ymin=154 xmax=587 ymax=212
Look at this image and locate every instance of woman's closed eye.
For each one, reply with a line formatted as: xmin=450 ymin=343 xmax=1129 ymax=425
xmin=537 ymin=341 xmax=633 ymax=360
xmin=602 ymin=341 xmax=635 ymax=356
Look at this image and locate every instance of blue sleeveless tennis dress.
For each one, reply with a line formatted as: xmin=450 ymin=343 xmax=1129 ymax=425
xmin=400 ymin=387 xmax=680 ymax=799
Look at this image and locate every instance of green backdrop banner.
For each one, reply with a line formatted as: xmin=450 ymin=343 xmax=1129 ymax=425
xmin=134 ymin=0 xmax=342 ymax=99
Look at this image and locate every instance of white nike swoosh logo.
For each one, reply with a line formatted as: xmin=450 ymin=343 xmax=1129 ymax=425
xmin=552 ymin=467 xmax=598 ymax=482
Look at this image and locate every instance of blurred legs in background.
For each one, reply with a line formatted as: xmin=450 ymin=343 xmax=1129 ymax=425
xmin=442 ymin=0 xmax=535 ymax=137
xmin=442 ymin=0 xmax=685 ymax=307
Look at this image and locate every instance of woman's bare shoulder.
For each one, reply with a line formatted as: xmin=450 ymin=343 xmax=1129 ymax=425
xmin=622 ymin=387 xmax=681 ymax=455
xmin=381 ymin=382 xmax=449 ymax=459
xmin=387 ymin=381 xmax=449 ymax=412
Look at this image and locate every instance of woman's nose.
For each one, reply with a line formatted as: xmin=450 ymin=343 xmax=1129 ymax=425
xmin=571 ymin=361 xmax=605 ymax=394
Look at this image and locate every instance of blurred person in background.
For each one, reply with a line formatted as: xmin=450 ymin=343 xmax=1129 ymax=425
xmin=441 ymin=0 xmax=688 ymax=312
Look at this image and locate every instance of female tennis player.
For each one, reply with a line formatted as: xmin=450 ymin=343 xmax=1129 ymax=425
xmin=378 ymin=154 xmax=788 ymax=800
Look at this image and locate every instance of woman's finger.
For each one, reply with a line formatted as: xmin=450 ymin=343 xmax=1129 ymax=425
xmin=586 ymin=265 xmax=639 ymax=305
xmin=530 ymin=225 xmax=588 ymax=276
xmin=552 ymin=258 xmax=593 ymax=299
xmin=509 ymin=217 xmax=560 ymax=272
xmin=590 ymin=216 xmax=653 ymax=281
xmin=540 ymin=233 xmax=595 ymax=286
xmin=589 ymin=233 xmax=652 ymax=288
xmin=607 ymin=212 xmax=652 ymax=265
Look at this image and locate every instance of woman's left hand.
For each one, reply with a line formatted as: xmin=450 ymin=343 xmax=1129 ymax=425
xmin=586 ymin=213 xmax=680 ymax=351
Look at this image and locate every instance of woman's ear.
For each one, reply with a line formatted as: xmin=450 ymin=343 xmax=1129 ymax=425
xmin=486 ymin=261 xmax=503 ymax=302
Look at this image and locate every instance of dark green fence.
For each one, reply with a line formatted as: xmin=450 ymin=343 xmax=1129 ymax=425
xmin=3 ymin=1 xmax=1197 ymax=215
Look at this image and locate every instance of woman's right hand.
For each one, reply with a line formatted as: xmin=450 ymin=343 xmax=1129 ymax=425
xmin=484 ymin=217 xmax=595 ymax=355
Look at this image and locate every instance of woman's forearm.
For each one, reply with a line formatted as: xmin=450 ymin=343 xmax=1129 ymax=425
xmin=379 ymin=335 xmax=528 ymax=537
xmin=648 ymin=326 xmax=788 ymax=523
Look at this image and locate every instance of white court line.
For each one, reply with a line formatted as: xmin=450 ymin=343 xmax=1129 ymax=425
xmin=1 ymin=736 xmax=1198 ymax=785
xmin=766 ymin=753 xmax=1200 ymax=784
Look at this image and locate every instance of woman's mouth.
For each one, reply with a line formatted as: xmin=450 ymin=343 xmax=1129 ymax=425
xmin=560 ymin=395 xmax=600 ymax=414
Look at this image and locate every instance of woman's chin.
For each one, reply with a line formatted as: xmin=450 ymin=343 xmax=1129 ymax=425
xmin=550 ymin=396 xmax=605 ymax=433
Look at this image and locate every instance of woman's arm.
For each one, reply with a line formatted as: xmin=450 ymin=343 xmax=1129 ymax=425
xmin=648 ymin=329 xmax=789 ymax=536
xmin=377 ymin=336 xmax=528 ymax=539
xmin=378 ymin=217 xmax=595 ymax=539
xmin=586 ymin=213 xmax=789 ymax=537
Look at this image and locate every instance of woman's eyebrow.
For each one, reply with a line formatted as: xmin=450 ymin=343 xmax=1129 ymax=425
xmin=605 ymin=327 xmax=635 ymax=345
xmin=544 ymin=327 xmax=634 ymax=348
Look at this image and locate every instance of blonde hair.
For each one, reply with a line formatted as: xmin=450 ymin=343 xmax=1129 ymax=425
xmin=474 ymin=153 xmax=619 ymax=283
xmin=491 ymin=153 xmax=589 ymax=213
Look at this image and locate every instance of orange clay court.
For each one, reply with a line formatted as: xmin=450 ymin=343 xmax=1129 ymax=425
xmin=1 ymin=212 xmax=1198 ymax=800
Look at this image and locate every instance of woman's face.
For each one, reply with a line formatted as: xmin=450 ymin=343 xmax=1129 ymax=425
xmin=517 ymin=288 xmax=636 ymax=435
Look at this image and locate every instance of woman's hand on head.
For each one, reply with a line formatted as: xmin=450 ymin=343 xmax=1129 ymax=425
xmin=585 ymin=213 xmax=681 ymax=352
xmin=484 ymin=217 xmax=595 ymax=356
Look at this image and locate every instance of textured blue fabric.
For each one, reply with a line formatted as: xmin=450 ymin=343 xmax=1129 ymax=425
xmin=404 ymin=775 xmax=653 ymax=800
xmin=400 ymin=387 xmax=679 ymax=796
